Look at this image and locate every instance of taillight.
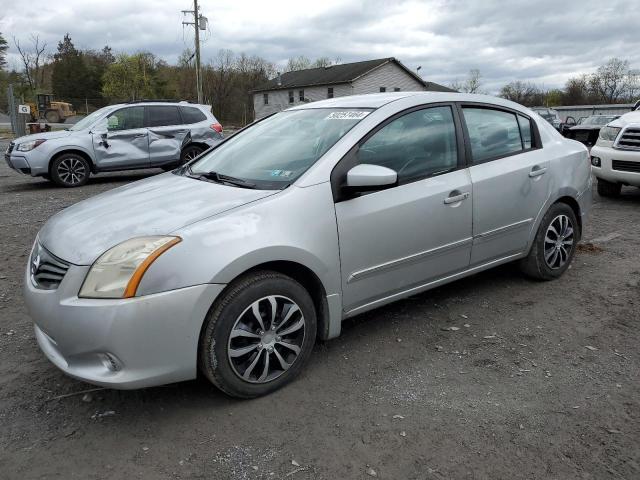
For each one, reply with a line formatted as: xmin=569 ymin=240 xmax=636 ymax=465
xmin=211 ymin=123 xmax=223 ymax=133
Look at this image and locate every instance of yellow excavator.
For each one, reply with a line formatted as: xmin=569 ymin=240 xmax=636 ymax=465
xmin=27 ymin=94 xmax=76 ymax=123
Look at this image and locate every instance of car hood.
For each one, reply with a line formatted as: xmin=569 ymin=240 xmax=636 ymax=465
xmin=38 ymin=173 xmax=278 ymax=265
xmin=14 ymin=130 xmax=73 ymax=144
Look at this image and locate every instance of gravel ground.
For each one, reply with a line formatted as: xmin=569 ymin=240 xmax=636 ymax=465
xmin=1 ymin=140 xmax=639 ymax=479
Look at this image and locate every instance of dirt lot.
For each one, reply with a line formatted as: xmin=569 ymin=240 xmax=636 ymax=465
xmin=1 ymin=140 xmax=638 ymax=479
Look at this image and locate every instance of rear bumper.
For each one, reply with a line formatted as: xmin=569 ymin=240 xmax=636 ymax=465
xmin=591 ymin=145 xmax=640 ymax=187
xmin=24 ymin=260 xmax=224 ymax=389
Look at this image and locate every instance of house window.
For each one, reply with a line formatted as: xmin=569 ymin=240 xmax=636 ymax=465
xmin=299 ymin=90 xmax=305 ymax=101
xmin=327 ymin=87 xmax=334 ymax=98
xmin=288 ymin=91 xmax=294 ymax=103
xmin=263 ymin=93 xmax=269 ymax=105
xmin=380 ymin=87 xmax=386 ymax=92
xmin=394 ymin=87 xmax=401 ymax=92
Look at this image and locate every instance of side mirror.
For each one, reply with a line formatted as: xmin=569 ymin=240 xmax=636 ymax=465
xmin=345 ymin=164 xmax=397 ymax=191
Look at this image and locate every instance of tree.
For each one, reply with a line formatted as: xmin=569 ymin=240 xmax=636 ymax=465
xmin=52 ymin=33 xmax=90 ymax=99
xmin=102 ymin=52 xmax=165 ymax=101
xmin=13 ymin=34 xmax=47 ymax=91
xmin=589 ymin=58 xmax=631 ymax=104
xmin=451 ymin=69 xmax=482 ymax=93
xmin=563 ymin=75 xmax=590 ymax=105
xmin=0 ymin=32 xmax=8 ymax=70
xmin=285 ymin=55 xmax=312 ymax=72
xmin=499 ymin=81 xmax=543 ymax=106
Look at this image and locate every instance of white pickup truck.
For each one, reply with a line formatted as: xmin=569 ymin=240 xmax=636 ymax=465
xmin=591 ymin=110 xmax=640 ymax=197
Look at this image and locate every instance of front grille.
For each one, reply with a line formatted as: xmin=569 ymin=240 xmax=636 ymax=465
xmin=616 ymin=127 xmax=640 ymax=150
xmin=612 ymin=160 xmax=640 ymax=173
xmin=30 ymin=243 xmax=70 ymax=290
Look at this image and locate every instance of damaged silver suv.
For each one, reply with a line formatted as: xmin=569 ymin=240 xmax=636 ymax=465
xmin=4 ymin=101 xmax=224 ymax=187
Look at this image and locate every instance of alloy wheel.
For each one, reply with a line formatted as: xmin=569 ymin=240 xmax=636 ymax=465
xmin=57 ymin=157 xmax=86 ymax=185
xmin=184 ymin=149 xmax=200 ymax=162
xmin=227 ymin=295 xmax=306 ymax=383
xmin=544 ymin=214 xmax=574 ymax=269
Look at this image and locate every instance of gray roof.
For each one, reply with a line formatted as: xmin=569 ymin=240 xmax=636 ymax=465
xmin=253 ymin=57 xmax=454 ymax=93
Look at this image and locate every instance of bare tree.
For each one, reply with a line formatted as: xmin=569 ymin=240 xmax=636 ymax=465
xmin=499 ymin=80 xmax=544 ymax=106
xmin=451 ymin=69 xmax=482 ymax=93
xmin=13 ymin=34 xmax=48 ymax=91
xmin=589 ymin=58 xmax=630 ymax=104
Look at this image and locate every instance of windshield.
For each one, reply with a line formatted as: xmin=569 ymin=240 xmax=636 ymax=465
xmin=68 ymin=107 xmax=112 ymax=131
xmin=582 ymin=115 xmax=617 ymax=126
xmin=188 ymin=108 xmax=371 ymax=189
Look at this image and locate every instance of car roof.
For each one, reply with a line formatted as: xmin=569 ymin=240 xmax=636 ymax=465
xmin=288 ymin=92 xmax=532 ymax=112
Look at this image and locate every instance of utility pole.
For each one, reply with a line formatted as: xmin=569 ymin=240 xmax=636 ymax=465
xmin=182 ymin=0 xmax=205 ymax=103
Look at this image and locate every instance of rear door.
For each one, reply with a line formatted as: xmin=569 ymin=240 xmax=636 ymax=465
xmin=145 ymin=105 xmax=191 ymax=166
xmin=92 ymin=106 xmax=149 ymax=169
xmin=460 ymin=105 xmax=551 ymax=265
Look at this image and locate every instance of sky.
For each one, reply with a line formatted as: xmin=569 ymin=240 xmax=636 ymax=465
xmin=1 ymin=0 xmax=638 ymax=93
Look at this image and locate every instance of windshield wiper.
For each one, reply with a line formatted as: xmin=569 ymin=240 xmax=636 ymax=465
xmin=198 ymin=171 xmax=257 ymax=189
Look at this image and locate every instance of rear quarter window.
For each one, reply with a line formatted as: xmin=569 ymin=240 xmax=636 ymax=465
xmin=180 ymin=106 xmax=207 ymax=124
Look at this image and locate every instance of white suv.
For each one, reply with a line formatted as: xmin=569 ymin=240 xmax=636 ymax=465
xmin=591 ymin=110 xmax=640 ymax=197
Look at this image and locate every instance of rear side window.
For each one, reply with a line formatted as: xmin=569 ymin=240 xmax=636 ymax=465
xmin=358 ymin=106 xmax=458 ymax=184
xmin=180 ymin=106 xmax=207 ymax=124
xmin=518 ymin=115 xmax=533 ymax=149
xmin=107 ymin=107 xmax=144 ymax=131
xmin=145 ymin=106 xmax=181 ymax=127
xmin=462 ymin=108 xmax=523 ymax=163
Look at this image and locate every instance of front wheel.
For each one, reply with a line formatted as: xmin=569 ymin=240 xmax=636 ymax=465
xmin=519 ymin=203 xmax=579 ymax=281
xmin=199 ymin=271 xmax=317 ymax=398
xmin=50 ymin=154 xmax=90 ymax=187
xmin=597 ymin=179 xmax=621 ymax=198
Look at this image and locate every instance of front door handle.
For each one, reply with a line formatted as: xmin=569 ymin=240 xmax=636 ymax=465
xmin=444 ymin=191 xmax=470 ymax=204
xmin=529 ymin=166 xmax=547 ymax=178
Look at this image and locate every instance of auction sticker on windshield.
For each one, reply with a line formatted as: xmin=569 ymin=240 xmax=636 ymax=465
xmin=326 ymin=111 xmax=370 ymax=120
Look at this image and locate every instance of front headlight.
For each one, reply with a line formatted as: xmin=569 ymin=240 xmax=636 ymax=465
xmin=599 ymin=126 xmax=621 ymax=142
xmin=79 ymin=236 xmax=181 ymax=299
xmin=16 ymin=139 xmax=46 ymax=152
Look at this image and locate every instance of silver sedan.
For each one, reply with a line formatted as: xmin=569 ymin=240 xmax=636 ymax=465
xmin=24 ymin=92 xmax=592 ymax=397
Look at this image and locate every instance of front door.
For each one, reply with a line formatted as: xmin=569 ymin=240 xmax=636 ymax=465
xmin=92 ymin=106 xmax=149 ymax=170
xmin=460 ymin=106 xmax=551 ymax=265
xmin=334 ymin=105 xmax=473 ymax=313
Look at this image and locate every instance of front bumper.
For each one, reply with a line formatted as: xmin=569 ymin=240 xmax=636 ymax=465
xmin=6 ymin=148 xmax=49 ymax=176
xmin=591 ymin=145 xmax=640 ymax=187
xmin=24 ymin=260 xmax=224 ymax=389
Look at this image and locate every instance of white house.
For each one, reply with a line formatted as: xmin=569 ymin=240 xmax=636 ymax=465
xmin=252 ymin=57 xmax=453 ymax=119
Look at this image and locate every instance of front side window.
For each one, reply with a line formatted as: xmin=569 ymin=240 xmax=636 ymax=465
xmin=146 ymin=106 xmax=181 ymax=127
xmin=106 ymin=107 xmax=144 ymax=131
xmin=357 ymin=106 xmax=458 ymax=184
xmin=462 ymin=107 xmax=524 ymax=163
xmin=189 ymin=108 xmax=371 ymax=189
xmin=288 ymin=91 xmax=294 ymax=103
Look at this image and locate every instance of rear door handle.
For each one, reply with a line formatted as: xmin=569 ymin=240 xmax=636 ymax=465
xmin=444 ymin=191 xmax=470 ymax=204
xmin=529 ymin=166 xmax=547 ymax=178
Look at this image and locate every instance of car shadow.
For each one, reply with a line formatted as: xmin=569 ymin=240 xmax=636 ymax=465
xmin=1 ymin=170 xmax=161 ymax=193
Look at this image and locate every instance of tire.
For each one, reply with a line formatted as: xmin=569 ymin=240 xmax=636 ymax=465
xmin=519 ymin=202 xmax=579 ymax=281
xmin=180 ymin=145 xmax=203 ymax=165
xmin=45 ymin=110 xmax=60 ymax=123
xmin=50 ymin=153 xmax=90 ymax=188
xmin=199 ymin=271 xmax=317 ymax=398
xmin=597 ymin=179 xmax=621 ymax=198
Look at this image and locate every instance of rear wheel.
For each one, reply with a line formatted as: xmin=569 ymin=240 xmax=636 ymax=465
xmin=519 ymin=202 xmax=578 ymax=281
xmin=199 ymin=271 xmax=317 ymax=398
xmin=45 ymin=110 xmax=60 ymax=123
xmin=181 ymin=145 xmax=203 ymax=165
xmin=597 ymin=179 xmax=621 ymax=198
xmin=50 ymin=153 xmax=90 ymax=187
